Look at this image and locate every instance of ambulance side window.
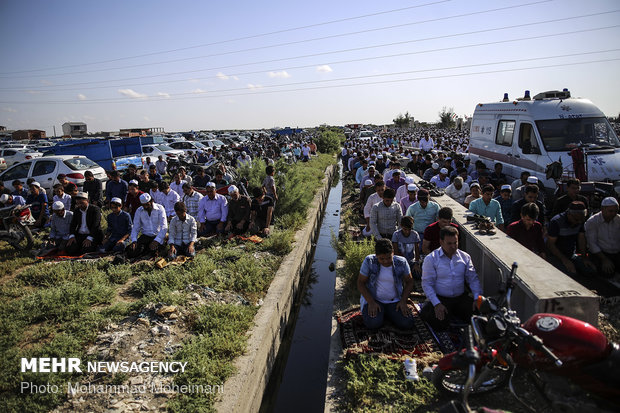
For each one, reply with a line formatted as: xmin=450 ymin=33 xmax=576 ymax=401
xmin=495 ymin=120 xmax=515 ymax=147
xmin=518 ymin=123 xmax=541 ymax=155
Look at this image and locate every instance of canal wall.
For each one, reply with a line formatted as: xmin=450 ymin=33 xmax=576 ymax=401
xmin=215 ymin=164 xmax=337 ymax=413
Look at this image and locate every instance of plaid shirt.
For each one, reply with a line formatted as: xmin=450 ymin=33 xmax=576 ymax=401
xmin=182 ymin=190 xmax=203 ymax=219
xmin=168 ymin=214 xmax=198 ymax=245
xmin=370 ymin=201 xmax=403 ymax=239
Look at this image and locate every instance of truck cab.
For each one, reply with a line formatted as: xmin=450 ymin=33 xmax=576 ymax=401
xmin=469 ymin=89 xmax=620 ymax=190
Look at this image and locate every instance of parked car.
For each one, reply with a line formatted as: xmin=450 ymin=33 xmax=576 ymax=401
xmin=0 ymin=148 xmax=43 ymax=166
xmin=200 ymin=139 xmax=226 ymax=149
xmin=162 ymin=136 xmax=186 ymax=145
xmin=142 ymin=144 xmax=185 ymax=162
xmin=0 ymin=155 xmax=107 ymax=198
xmin=0 ymin=158 xmax=6 ymax=171
xmin=168 ymin=140 xmax=208 ymax=156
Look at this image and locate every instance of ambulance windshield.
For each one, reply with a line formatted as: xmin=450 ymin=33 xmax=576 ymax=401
xmin=536 ymin=117 xmax=620 ymax=152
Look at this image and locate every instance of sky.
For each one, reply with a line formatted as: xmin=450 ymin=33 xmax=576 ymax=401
xmin=0 ymin=0 xmax=619 ymax=135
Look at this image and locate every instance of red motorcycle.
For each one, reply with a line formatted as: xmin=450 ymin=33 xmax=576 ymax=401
xmin=432 ymin=263 xmax=620 ymax=412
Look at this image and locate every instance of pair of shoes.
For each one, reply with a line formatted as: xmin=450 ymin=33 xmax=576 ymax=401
xmin=477 ymin=220 xmax=496 ymax=235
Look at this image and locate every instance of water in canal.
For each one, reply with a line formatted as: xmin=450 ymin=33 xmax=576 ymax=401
xmin=260 ymin=165 xmax=342 ymax=413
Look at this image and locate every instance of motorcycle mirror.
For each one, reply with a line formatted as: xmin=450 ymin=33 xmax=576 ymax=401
xmin=478 ymin=297 xmax=497 ymax=314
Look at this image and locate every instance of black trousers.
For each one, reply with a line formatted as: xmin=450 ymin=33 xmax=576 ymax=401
xmin=420 ymin=292 xmax=473 ymax=331
xmin=126 ymin=234 xmax=161 ymax=259
xmin=66 ymin=234 xmax=97 ymax=256
xmin=229 ymin=220 xmax=249 ymax=235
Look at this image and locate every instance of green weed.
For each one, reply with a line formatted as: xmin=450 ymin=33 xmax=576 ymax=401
xmin=167 ymin=303 xmax=257 ymax=413
xmin=340 ymin=355 xmax=439 ymax=412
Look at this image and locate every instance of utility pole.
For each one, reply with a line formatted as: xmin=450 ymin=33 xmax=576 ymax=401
xmin=53 ymin=126 xmax=56 ymax=138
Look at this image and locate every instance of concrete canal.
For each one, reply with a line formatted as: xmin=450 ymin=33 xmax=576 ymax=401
xmin=260 ymin=165 xmax=342 ymax=413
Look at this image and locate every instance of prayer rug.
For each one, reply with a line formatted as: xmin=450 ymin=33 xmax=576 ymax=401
xmin=337 ymin=302 xmax=459 ymax=359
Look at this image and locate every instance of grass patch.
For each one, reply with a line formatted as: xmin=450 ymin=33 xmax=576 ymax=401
xmin=0 ymin=242 xmax=37 ymax=278
xmin=167 ymin=303 xmax=258 ymax=413
xmin=340 ymin=355 xmax=439 ymax=412
xmin=130 ymin=241 xmax=283 ymax=303
xmin=333 ymin=232 xmax=374 ymax=298
xmin=258 ymin=228 xmax=295 ymax=255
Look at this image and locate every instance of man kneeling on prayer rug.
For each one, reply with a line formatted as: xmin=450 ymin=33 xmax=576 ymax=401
xmin=420 ymin=225 xmax=483 ymax=331
xmin=357 ymin=239 xmax=415 ymax=330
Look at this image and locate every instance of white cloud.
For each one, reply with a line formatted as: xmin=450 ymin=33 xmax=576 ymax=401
xmin=188 ymin=78 xmax=201 ymax=83
xmin=226 ymin=98 xmax=236 ymax=104
xmin=216 ymin=72 xmax=239 ymax=81
xmin=156 ymin=92 xmax=170 ymax=98
xmin=268 ymin=70 xmax=291 ymax=79
xmin=40 ymin=79 xmax=53 ymax=85
xmin=118 ymin=89 xmax=147 ymax=99
xmin=26 ymin=90 xmax=41 ymax=95
xmin=192 ymin=88 xmax=207 ymax=94
xmin=247 ymin=83 xmax=263 ymax=90
xmin=77 ymin=94 xmax=86 ymax=101
xmin=2 ymin=107 xmax=17 ymax=113
xmin=143 ymin=116 xmax=151 ymax=121
xmin=316 ymin=65 xmax=333 ymax=73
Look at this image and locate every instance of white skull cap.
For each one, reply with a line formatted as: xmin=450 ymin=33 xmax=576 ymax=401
xmin=139 ymin=193 xmax=152 ymax=203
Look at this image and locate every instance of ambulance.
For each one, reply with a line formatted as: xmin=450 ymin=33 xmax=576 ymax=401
xmin=468 ymin=89 xmax=620 ymax=192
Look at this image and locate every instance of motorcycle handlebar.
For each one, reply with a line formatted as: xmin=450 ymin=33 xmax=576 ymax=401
xmin=515 ymin=326 xmax=563 ymax=368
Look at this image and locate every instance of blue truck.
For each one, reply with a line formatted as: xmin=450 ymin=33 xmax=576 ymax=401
xmin=45 ymin=138 xmax=143 ymax=171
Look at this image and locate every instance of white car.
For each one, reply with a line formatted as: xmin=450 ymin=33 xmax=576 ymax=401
xmin=168 ymin=140 xmax=208 ymax=156
xmin=142 ymin=144 xmax=186 ymax=162
xmin=357 ymin=130 xmax=375 ymax=141
xmin=0 ymin=148 xmax=43 ymax=165
xmin=200 ymin=139 xmax=226 ymax=149
xmin=0 ymin=155 xmax=107 ymax=198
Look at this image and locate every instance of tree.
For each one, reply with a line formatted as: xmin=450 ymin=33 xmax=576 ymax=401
xmin=393 ymin=111 xmax=413 ymax=128
xmin=438 ymin=107 xmax=456 ymax=129
xmin=315 ymin=127 xmax=344 ymax=154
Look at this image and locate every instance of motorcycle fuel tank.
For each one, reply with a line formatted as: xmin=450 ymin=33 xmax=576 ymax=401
xmin=523 ymin=313 xmax=609 ymax=363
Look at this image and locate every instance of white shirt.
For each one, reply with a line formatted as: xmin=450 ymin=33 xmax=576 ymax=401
xmin=78 ymin=208 xmax=89 ymax=235
xmin=160 ymin=189 xmax=180 ymax=217
xmin=375 ymin=265 xmax=399 ymax=303
xmin=364 ymin=192 xmax=382 ymax=218
xmin=445 ymin=182 xmax=470 ymax=205
xmin=419 ymin=138 xmax=434 ymax=152
xmin=585 ymin=212 xmax=620 ymax=254
xmin=131 ymin=203 xmax=168 ymax=244
xmin=170 ymin=180 xmax=187 ymax=197
xmin=395 ymin=180 xmax=411 ymax=202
